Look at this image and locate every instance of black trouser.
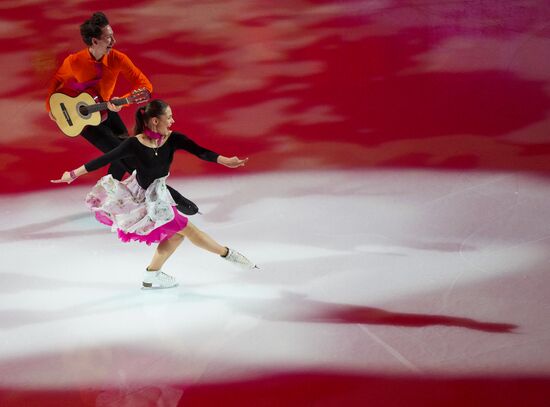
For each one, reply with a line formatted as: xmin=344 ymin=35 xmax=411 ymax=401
xmin=81 ymin=110 xmax=133 ymax=180
xmin=81 ymin=111 xmax=199 ymax=215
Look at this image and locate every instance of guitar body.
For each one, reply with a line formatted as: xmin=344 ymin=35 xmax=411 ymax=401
xmin=49 ymin=89 xmax=103 ymax=137
xmin=49 ymin=87 xmax=150 ymax=137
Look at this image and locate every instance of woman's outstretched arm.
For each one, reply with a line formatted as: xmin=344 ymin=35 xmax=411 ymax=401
xmin=50 ymin=137 xmax=135 ymax=185
xmin=50 ymin=165 xmax=88 ymax=184
xmin=217 ymin=155 xmax=248 ymax=168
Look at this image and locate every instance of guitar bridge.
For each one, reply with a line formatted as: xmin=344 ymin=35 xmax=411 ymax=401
xmin=60 ymin=103 xmax=73 ymax=126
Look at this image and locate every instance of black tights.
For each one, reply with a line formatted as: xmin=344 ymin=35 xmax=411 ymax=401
xmin=81 ymin=111 xmax=199 ymax=215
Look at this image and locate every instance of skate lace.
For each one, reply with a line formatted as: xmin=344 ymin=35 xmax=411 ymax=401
xmin=227 ymin=249 xmax=256 ymax=269
xmin=228 ymin=250 xmax=253 ymax=266
xmin=156 ymin=271 xmax=175 ymax=282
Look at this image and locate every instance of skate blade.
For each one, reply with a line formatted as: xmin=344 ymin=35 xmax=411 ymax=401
xmin=141 ymin=283 xmax=179 ymax=290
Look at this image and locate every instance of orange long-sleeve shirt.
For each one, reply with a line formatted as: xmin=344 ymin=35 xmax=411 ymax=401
xmin=46 ymin=48 xmax=153 ymax=112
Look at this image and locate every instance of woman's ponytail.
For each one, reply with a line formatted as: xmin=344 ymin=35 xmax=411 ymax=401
xmin=134 ymin=106 xmax=146 ymax=135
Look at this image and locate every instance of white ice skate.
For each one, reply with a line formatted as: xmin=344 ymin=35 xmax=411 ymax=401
xmin=142 ymin=269 xmax=178 ymax=289
xmin=223 ymin=248 xmax=258 ymax=270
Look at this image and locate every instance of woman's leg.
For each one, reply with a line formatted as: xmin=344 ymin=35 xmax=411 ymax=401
xmin=147 ymin=233 xmax=185 ymax=271
xmin=176 ymin=222 xmax=257 ymax=269
xmin=144 ymin=222 xmax=255 ymax=288
xmin=146 ymin=220 xmax=224 ymax=273
xmin=176 ymin=221 xmax=227 ymax=256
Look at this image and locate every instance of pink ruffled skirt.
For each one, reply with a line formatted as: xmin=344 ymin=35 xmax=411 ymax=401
xmin=85 ymin=171 xmax=188 ymax=245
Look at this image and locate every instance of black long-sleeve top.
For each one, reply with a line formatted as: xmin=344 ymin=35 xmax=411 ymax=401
xmin=84 ymin=131 xmax=219 ymax=189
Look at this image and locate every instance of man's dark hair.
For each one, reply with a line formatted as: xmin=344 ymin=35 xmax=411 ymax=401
xmin=80 ymin=12 xmax=109 ymax=46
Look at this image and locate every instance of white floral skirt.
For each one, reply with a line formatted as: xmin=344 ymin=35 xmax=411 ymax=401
xmin=85 ymin=171 xmax=188 ymax=245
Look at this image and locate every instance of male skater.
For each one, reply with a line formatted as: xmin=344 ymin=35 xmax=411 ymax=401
xmin=46 ymin=11 xmax=198 ymax=214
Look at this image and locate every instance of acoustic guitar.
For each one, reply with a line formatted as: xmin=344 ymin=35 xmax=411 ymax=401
xmin=49 ymin=88 xmax=150 ymax=137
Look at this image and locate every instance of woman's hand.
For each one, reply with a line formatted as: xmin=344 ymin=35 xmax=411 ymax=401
xmin=218 ymin=156 xmax=248 ymax=168
xmin=50 ymin=171 xmax=75 ymax=184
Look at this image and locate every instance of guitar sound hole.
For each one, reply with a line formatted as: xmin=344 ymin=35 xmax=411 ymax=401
xmin=79 ymin=105 xmax=89 ymax=116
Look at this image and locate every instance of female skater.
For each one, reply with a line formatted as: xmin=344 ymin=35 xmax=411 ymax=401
xmin=51 ymin=99 xmax=257 ymax=289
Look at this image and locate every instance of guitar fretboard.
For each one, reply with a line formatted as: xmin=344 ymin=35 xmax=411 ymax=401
xmin=85 ymin=97 xmax=130 ymax=114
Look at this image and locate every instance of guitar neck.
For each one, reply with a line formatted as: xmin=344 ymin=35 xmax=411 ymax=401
xmin=87 ymin=97 xmax=130 ymax=113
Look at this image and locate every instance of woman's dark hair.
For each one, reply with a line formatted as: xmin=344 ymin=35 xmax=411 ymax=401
xmin=80 ymin=12 xmax=109 ymax=46
xmin=134 ymin=99 xmax=169 ymax=135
